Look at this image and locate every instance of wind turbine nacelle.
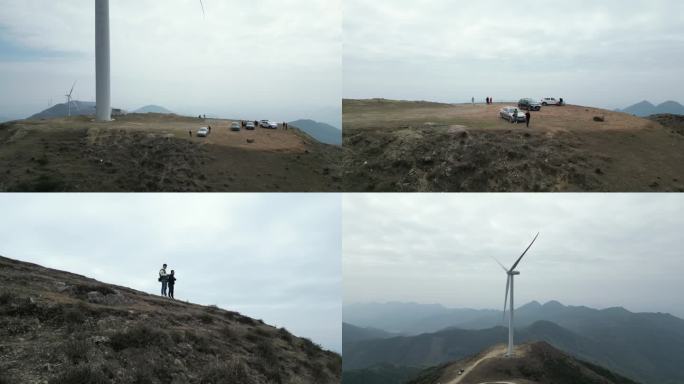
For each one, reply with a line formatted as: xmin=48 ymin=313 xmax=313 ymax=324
xmin=510 ymin=271 xmax=521 ymax=275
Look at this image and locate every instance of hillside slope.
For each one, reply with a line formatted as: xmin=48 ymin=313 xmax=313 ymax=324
xmin=0 ymin=255 xmax=341 ymax=384
xmin=343 ymin=99 xmax=684 ymax=192
xmin=407 ymin=342 xmax=639 ymax=384
xmin=0 ymin=114 xmax=341 ymax=192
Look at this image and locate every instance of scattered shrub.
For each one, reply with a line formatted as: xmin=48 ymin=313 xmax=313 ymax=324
xmin=62 ymin=306 xmax=87 ymax=330
xmin=593 ymin=116 xmax=605 ymax=122
xmin=199 ymin=359 xmax=256 ymax=384
xmin=198 ymin=312 xmax=214 ymax=324
xmin=278 ymin=327 xmax=294 ymax=344
xmin=310 ymin=362 xmax=328 ymax=382
xmin=109 ymin=324 xmax=170 ymax=351
xmin=73 ymin=285 xmax=116 ymax=297
xmin=184 ymin=330 xmax=215 ymax=354
xmin=326 ymin=357 xmax=341 ymax=375
xmin=254 ymin=327 xmax=271 ymax=338
xmin=235 ymin=316 xmax=255 ymax=326
xmin=220 ymin=325 xmax=237 ymax=341
xmin=62 ymin=338 xmax=89 ymax=364
xmin=0 ymin=291 xmax=17 ymax=305
xmin=48 ymin=365 xmax=109 ymax=384
xmin=300 ymin=338 xmax=321 ymax=357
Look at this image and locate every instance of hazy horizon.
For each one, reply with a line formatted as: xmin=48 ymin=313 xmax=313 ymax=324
xmin=0 ymin=194 xmax=342 ymax=352
xmin=343 ymin=0 xmax=684 ymax=110
xmin=343 ymin=194 xmax=684 ymax=319
xmin=0 ymin=0 xmax=341 ymax=127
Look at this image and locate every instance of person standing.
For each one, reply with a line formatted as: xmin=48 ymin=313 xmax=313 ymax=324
xmin=159 ymin=264 xmax=169 ymax=297
xmin=168 ymin=270 xmax=177 ymax=299
xmin=525 ymin=111 xmax=531 ymax=127
xmin=472 ymin=97 xmax=475 ymax=105
xmin=189 ymin=130 xmax=192 ymax=137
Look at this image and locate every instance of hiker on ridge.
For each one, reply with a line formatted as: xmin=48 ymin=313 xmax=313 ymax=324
xmin=168 ymin=270 xmax=177 ymax=299
xmin=159 ymin=264 xmax=169 ymax=297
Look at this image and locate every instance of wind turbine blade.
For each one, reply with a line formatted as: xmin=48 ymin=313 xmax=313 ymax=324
xmin=502 ymin=275 xmax=510 ymax=323
xmin=510 ymin=232 xmax=539 ymax=271
xmin=490 ymin=256 xmax=508 ymax=273
xmin=199 ymin=0 xmax=205 ymax=18
xmin=69 ymin=81 xmax=77 ymax=97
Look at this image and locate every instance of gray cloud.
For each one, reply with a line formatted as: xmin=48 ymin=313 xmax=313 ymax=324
xmin=343 ymin=194 xmax=684 ymax=318
xmin=343 ymin=0 xmax=684 ymax=109
xmin=0 ymin=193 xmax=342 ymax=352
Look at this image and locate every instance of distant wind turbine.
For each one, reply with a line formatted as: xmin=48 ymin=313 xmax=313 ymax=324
xmin=492 ymin=232 xmax=539 ymax=357
xmin=65 ymin=81 xmax=77 ymax=117
xmin=94 ymin=0 xmax=206 ymax=122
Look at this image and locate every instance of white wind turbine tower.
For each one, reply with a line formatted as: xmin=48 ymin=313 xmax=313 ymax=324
xmin=94 ymin=0 xmax=206 ymax=122
xmin=492 ymin=232 xmax=539 ymax=357
xmin=65 ymin=81 xmax=77 ymax=117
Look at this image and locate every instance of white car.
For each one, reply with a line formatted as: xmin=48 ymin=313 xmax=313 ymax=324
xmin=541 ymin=97 xmax=561 ymax=106
xmin=267 ymin=121 xmax=278 ymax=129
xmin=197 ymin=127 xmax=209 ymax=137
xmin=499 ymin=107 xmax=526 ymax=123
xmin=259 ymin=120 xmax=270 ymax=128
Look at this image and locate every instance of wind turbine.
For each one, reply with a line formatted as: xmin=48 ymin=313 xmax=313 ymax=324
xmin=94 ymin=0 xmax=206 ymax=122
xmin=65 ymin=81 xmax=77 ymax=117
xmin=492 ymin=232 xmax=539 ymax=357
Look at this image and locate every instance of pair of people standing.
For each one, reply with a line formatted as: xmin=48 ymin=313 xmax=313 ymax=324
xmin=158 ymin=263 xmax=177 ymax=299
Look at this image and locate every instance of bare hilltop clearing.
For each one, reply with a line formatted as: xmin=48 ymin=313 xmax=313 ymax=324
xmin=0 ymin=255 xmax=341 ymax=384
xmin=408 ymin=342 xmax=639 ymax=384
xmin=343 ymin=99 xmax=684 ymax=192
xmin=0 ymin=114 xmax=341 ymax=192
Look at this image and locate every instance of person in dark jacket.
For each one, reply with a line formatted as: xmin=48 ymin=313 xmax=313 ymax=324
xmin=525 ymin=111 xmax=531 ymax=127
xmin=168 ymin=270 xmax=176 ymax=299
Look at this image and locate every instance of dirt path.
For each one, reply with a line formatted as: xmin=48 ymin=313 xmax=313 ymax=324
xmin=445 ymin=347 xmax=505 ymax=384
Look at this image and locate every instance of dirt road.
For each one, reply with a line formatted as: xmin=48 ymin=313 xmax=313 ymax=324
xmin=445 ymin=346 xmax=506 ymax=384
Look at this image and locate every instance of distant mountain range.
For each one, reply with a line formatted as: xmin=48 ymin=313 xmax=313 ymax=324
xmin=618 ymin=100 xmax=684 ymax=116
xmin=343 ymin=301 xmax=684 ymax=384
xmin=289 ymin=119 xmax=341 ymax=146
xmin=133 ymin=105 xmax=174 ymax=114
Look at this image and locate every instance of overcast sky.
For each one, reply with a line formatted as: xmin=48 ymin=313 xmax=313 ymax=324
xmin=0 ymin=194 xmax=342 ymax=352
xmin=0 ymin=0 xmax=341 ymax=127
xmin=343 ymin=0 xmax=684 ymax=109
xmin=343 ymin=194 xmax=684 ymax=319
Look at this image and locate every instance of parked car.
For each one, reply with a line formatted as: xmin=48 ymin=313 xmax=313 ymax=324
xmin=267 ymin=121 xmax=278 ymax=129
xmin=197 ymin=127 xmax=209 ymax=137
xmin=230 ymin=122 xmax=241 ymax=132
xmin=500 ymin=106 xmax=526 ymax=123
xmin=245 ymin=121 xmax=255 ymax=130
xmin=541 ymin=97 xmax=563 ymax=106
xmin=518 ymin=98 xmax=541 ymax=111
xmin=259 ymin=120 xmax=270 ymax=128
